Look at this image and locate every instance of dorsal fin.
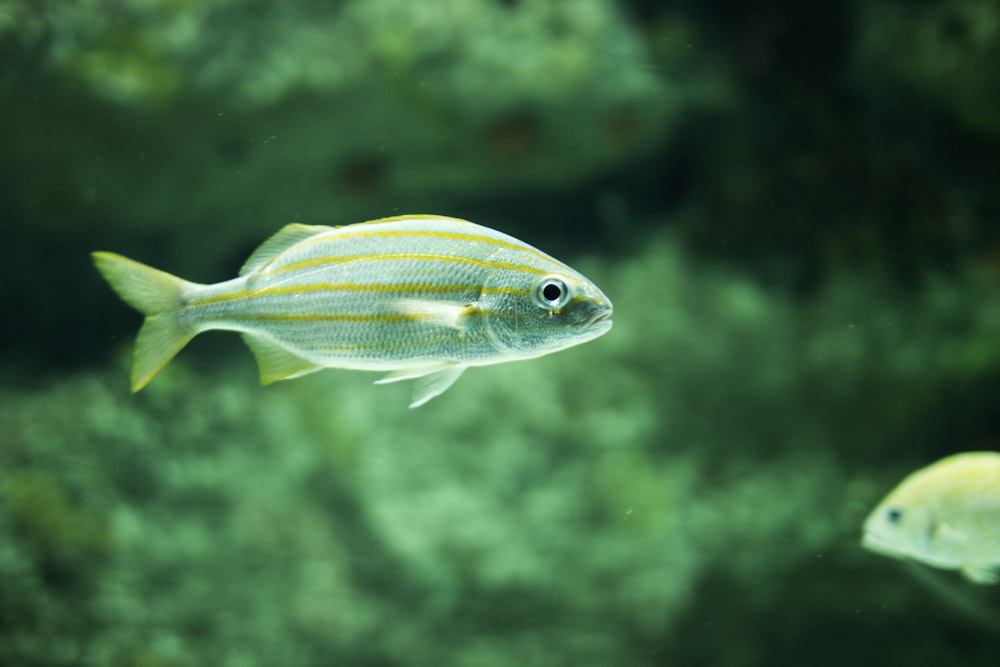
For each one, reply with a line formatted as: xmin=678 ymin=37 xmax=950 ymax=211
xmin=239 ymin=223 xmax=332 ymax=276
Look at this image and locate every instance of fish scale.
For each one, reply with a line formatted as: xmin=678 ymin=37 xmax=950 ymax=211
xmin=92 ymin=214 xmax=613 ymax=407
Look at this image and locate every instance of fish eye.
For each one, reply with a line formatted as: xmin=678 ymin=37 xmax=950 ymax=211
xmin=885 ymin=508 xmax=903 ymax=525
xmin=534 ymin=276 xmax=572 ymax=311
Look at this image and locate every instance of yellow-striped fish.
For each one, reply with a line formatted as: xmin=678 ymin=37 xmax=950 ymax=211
xmin=92 ymin=214 xmax=613 ymax=407
xmin=861 ymin=451 xmax=1000 ymax=584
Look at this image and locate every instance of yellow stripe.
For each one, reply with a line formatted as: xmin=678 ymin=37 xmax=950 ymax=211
xmin=254 ymin=222 xmax=571 ymax=276
xmin=333 ymin=229 xmax=564 ymax=268
xmin=316 ymin=334 xmax=459 ymax=354
xmin=241 ymin=313 xmax=429 ymax=323
xmin=347 ymin=214 xmax=470 ymax=227
xmin=188 ymin=281 xmax=529 ymax=308
xmin=263 ymin=252 xmax=547 ymax=280
xmin=238 ymin=308 xmax=511 ymax=324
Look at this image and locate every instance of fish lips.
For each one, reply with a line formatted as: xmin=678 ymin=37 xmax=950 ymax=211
xmin=860 ymin=530 xmax=895 ymax=556
xmin=585 ymin=309 xmax=614 ymax=335
xmin=861 ymin=528 xmax=926 ymax=564
xmin=573 ymin=299 xmax=613 ymax=335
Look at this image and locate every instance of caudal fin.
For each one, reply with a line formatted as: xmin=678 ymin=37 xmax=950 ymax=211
xmin=92 ymin=251 xmax=198 ymax=392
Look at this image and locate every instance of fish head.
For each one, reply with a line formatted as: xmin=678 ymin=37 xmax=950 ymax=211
xmin=861 ymin=453 xmax=1000 ymax=573
xmin=861 ymin=490 xmax=967 ymax=570
xmin=862 ymin=501 xmax=935 ymax=563
xmin=482 ymin=265 xmax=613 ymax=359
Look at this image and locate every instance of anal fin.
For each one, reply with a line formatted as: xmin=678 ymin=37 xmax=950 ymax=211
xmin=242 ymin=334 xmax=323 ymax=385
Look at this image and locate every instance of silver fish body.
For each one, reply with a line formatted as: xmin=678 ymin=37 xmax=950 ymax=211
xmin=861 ymin=451 xmax=1000 ymax=584
xmin=92 ymin=215 xmax=613 ymax=406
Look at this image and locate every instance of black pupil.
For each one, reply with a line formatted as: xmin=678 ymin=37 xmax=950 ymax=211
xmin=542 ymin=282 xmax=562 ymax=302
xmin=886 ymin=508 xmax=903 ymax=524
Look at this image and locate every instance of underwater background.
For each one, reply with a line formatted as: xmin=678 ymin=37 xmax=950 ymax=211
xmin=2 ymin=1 xmax=1000 ymax=665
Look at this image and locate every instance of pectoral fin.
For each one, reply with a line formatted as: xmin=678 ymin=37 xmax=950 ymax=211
xmin=934 ymin=521 xmax=967 ymax=544
xmin=375 ymin=363 xmax=466 ymax=408
xmin=242 ymin=334 xmax=323 ymax=384
xmin=393 ymin=299 xmax=476 ymax=329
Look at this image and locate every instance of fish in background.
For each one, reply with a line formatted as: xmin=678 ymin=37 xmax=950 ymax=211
xmin=861 ymin=451 xmax=1000 ymax=584
xmin=92 ymin=214 xmax=613 ymax=407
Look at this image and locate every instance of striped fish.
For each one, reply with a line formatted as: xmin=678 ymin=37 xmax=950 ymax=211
xmin=92 ymin=214 xmax=613 ymax=407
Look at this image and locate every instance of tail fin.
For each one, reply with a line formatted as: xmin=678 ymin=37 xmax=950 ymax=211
xmin=91 ymin=251 xmax=199 ymax=392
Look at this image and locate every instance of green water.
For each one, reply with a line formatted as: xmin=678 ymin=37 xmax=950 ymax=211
xmin=2 ymin=1 xmax=999 ymax=665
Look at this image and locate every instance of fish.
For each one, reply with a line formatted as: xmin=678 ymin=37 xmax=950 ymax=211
xmin=861 ymin=451 xmax=1000 ymax=584
xmin=91 ymin=214 xmax=614 ymax=407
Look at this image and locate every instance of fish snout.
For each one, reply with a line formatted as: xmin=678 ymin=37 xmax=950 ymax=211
xmin=575 ymin=297 xmax=613 ymax=336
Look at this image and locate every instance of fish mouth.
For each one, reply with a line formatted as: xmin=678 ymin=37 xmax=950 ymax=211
xmin=860 ymin=531 xmax=888 ymax=554
xmin=586 ymin=309 xmax=612 ymax=325
xmin=583 ymin=308 xmax=613 ymax=334
xmin=861 ymin=530 xmax=907 ymax=559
